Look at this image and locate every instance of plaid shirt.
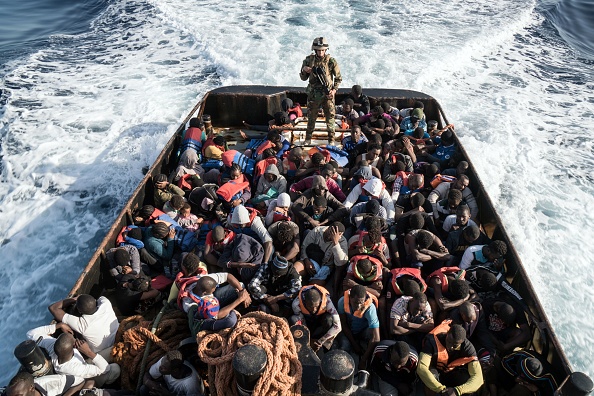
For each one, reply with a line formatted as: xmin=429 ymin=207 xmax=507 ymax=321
xmin=248 ymin=262 xmax=301 ymax=300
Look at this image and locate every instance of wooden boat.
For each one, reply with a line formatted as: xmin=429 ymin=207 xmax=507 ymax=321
xmin=56 ymin=85 xmax=590 ymax=394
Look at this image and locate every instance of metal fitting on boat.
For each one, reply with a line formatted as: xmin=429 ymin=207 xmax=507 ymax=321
xmin=14 ymin=339 xmax=53 ymax=377
xmin=555 ymin=372 xmax=593 ymax=395
xmin=318 ymin=350 xmax=379 ymax=396
xmin=233 ymin=344 xmax=267 ymax=395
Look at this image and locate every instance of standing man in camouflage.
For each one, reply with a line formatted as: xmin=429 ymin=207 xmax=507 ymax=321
xmin=300 ymin=37 xmax=342 ymax=145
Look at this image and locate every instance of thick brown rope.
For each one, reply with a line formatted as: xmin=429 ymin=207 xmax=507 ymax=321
xmin=197 ymin=311 xmax=302 ymax=396
xmin=112 ymin=309 xmax=190 ymax=390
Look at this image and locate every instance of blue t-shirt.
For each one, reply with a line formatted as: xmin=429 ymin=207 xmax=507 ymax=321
xmin=337 ymin=296 xmax=380 ymax=334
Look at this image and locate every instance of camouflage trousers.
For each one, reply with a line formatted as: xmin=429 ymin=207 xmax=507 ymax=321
xmin=306 ymin=88 xmax=336 ymax=141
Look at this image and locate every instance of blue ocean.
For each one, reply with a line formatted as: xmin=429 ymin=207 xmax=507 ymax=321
xmin=1 ymin=0 xmax=593 ymax=383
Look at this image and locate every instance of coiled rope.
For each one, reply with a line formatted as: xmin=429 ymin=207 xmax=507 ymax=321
xmin=197 ymin=311 xmax=302 ymax=396
xmin=111 ymin=309 xmax=190 ymax=390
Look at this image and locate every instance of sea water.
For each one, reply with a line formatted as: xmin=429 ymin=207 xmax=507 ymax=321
xmin=0 ymin=0 xmax=593 ymax=383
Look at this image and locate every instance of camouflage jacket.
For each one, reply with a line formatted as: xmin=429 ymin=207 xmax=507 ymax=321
xmin=299 ymin=54 xmax=342 ymax=91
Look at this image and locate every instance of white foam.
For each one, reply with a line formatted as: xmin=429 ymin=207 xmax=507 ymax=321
xmin=1 ymin=0 xmax=593 ymax=381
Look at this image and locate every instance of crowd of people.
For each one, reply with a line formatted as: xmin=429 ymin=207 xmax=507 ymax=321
xmin=5 ymin=41 xmax=562 ymax=396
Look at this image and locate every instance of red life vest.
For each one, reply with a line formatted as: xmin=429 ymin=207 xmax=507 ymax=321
xmin=389 ymin=268 xmax=427 ymax=297
xmin=144 ymin=208 xmax=165 ymax=226
xmin=351 ymin=231 xmax=388 ymax=256
xmin=254 ymin=157 xmax=278 ymax=179
xmin=288 ymin=104 xmax=303 ymax=119
xmin=343 ymin=289 xmax=378 ymax=319
xmin=272 ymin=211 xmax=291 ymax=223
xmin=298 ymin=285 xmax=330 ymax=316
xmin=427 ymin=267 xmax=466 ymax=293
xmin=394 ymin=171 xmax=412 ymax=187
xmin=430 ymin=319 xmax=478 ymax=373
xmin=430 ymin=174 xmax=456 ymax=189
xmin=115 ymin=225 xmax=135 ymax=246
xmin=349 ymin=255 xmax=383 ymax=282
xmin=216 ymin=176 xmax=250 ymax=203
xmin=308 ymin=147 xmax=332 ymax=163
xmin=174 ymin=271 xmax=209 ymax=309
xmin=177 ymin=174 xmax=195 ymax=191
xmin=255 ymin=140 xmax=275 ymax=157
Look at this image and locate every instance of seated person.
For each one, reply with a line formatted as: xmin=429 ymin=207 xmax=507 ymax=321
xmin=343 ymin=255 xmax=385 ymax=297
xmin=291 ymin=176 xmax=348 ymax=229
xmin=369 ymin=341 xmax=418 ymax=396
xmin=396 ymin=174 xmax=430 ymax=210
xmin=290 ymin=164 xmax=346 ymax=202
xmin=348 ymin=85 xmax=370 ymax=116
xmin=281 ymin=147 xmax=308 ymax=182
xmin=202 ymin=226 xmax=235 ymax=270
xmin=265 ymin=192 xmax=292 ymax=226
xmin=449 ymin=302 xmax=497 ymax=368
xmin=216 ymin=164 xmax=251 ymax=209
xmin=141 ymin=222 xmax=176 ymax=269
xmin=142 ymin=350 xmax=205 ymax=396
xmin=348 ymin=162 xmax=382 ymax=192
xmin=442 ymin=204 xmax=477 ymax=233
xmin=253 ymin=164 xmax=286 ymax=206
xmin=382 ymin=137 xmax=416 ymax=175
xmin=26 ymin=324 xmax=119 ymax=386
xmin=344 ymin=178 xmax=395 ymax=224
xmin=336 ymin=98 xmax=360 ymax=127
xmin=337 ymin=285 xmax=381 ymax=370
xmin=175 ymin=203 xmax=201 ymax=232
xmin=352 ymin=143 xmax=383 ymax=174
xmin=115 ymin=274 xmax=161 ymax=316
xmin=163 ymin=194 xmax=185 ymax=219
xmin=419 ymin=129 xmax=458 ymax=171
xmin=228 ymin=205 xmax=273 ymax=263
xmin=268 ymin=220 xmax=300 ymax=261
xmin=403 ymin=229 xmax=450 ymax=270
xmin=482 ymin=297 xmax=531 ymax=355
xmin=347 ymin=222 xmax=390 ymax=266
xmin=290 ymin=285 xmax=342 ymax=352
xmin=179 ymin=274 xmax=251 ymax=333
xmin=434 ymin=188 xmax=465 ymax=230
xmin=379 ymin=272 xmax=427 ymax=338
xmin=296 ymin=222 xmax=348 ymax=295
xmin=153 ymin=173 xmax=185 ymax=209
xmin=48 ymin=295 xmax=118 ymax=359
xmin=6 ymin=372 xmax=85 ymax=396
xmin=203 ymin=135 xmax=227 ymax=160
xmin=297 ymin=195 xmax=334 ymax=234
xmin=172 ymin=148 xmax=203 ymax=185
xmin=248 ymin=254 xmax=301 ymax=314
xmin=295 ymin=152 xmax=326 ymax=179
xmin=394 ymin=206 xmax=440 ymax=264
xmin=105 ymin=245 xmax=142 ymax=281
xmin=389 ymin=292 xmax=434 ymax=348
xmin=218 ymin=233 xmax=264 ymax=284
xmin=445 ymin=224 xmax=491 ymax=266
xmin=426 ymin=267 xmax=472 ymax=316
xmin=400 ymin=108 xmax=427 ymax=135
xmin=349 ymin=199 xmax=388 ymax=228
xmin=459 ymin=240 xmax=507 ymax=270
xmin=341 ymin=125 xmax=368 ymax=154
xmin=356 ymin=106 xmax=389 ymax=138
xmin=416 ymin=321 xmax=483 ymax=396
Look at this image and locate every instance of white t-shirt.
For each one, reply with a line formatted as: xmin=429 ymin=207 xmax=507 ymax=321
xmin=442 ymin=215 xmax=477 ymax=233
xmin=459 ymin=245 xmax=486 ymax=270
xmin=149 ymin=357 xmax=204 ymax=396
xmin=63 ymin=296 xmax=119 ymax=353
xmin=35 ymin=375 xmax=83 ymax=396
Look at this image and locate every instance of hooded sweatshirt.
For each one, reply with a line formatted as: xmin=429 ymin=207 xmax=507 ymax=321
xmin=255 ymin=164 xmax=287 ymax=197
xmin=292 ymin=175 xmax=348 ymax=225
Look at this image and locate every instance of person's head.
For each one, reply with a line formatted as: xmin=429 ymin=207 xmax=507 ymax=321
xmin=447 ymin=188 xmax=463 ymax=210
xmin=53 ymin=332 xmax=75 ymax=359
xmin=311 ymin=152 xmax=326 ymax=167
xmin=321 ymin=164 xmax=336 ymax=180
xmin=381 ymin=102 xmax=392 ymax=114
xmin=271 ymin=253 xmax=290 ymax=276
xmin=229 ymin=163 xmax=242 ymax=180
xmin=388 ymin=341 xmax=411 ymax=369
xmin=323 ymin=222 xmax=345 ymax=242
xmin=114 ymin=248 xmax=130 ymax=267
xmin=130 ymin=276 xmax=150 ymax=292
xmin=180 ymin=203 xmax=192 ymax=217
xmin=413 ymin=127 xmax=425 ymax=139
xmin=154 ymin=173 xmax=168 ymax=189
xmin=408 ymin=292 xmax=428 ymax=316
xmin=281 ymin=98 xmax=293 ymax=112
xmin=393 ymin=160 xmax=406 ymax=173
xmin=351 ymin=84 xmax=363 ymax=98
xmin=494 ymin=301 xmax=517 ymax=326
xmin=7 ymin=372 xmax=36 ymax=396
xmin=462 ymin=224 xmax=481 ymax=243
xmin=351 ymin=125 xmax=363 ymax=142
xmin=231 ymin=205 xmax=250 ymax=227
xmin=425 ymin=164 xmax=440 ymax=180
xmin=76 ymin=294 xmax=97 ymax=315
xmin=366 ymin=143 xmax=381 ymax=161
xmin=290 ymin=147 xmax=304 ymax=163
xmin=367 ymin=226 xmax=383 ymax=246
xmin=276 ymin=192 xmax=291 ymax=210
xmin=409 ymin=212 xmax=425 ymax=230
xmin=410 ymin=192 xmax=425 ymax=209
xmin=128 ymin=227 xmax=143 ymax=241
xmin=276 ymin=222 xmax=295 ymax=245
xmin=272 ymin=112 xmax=289 ymax=127
xmin=169 ymin=195 xmax=185 ymax=211
xmin=135 ymin=205 xmax=155 ymax=222
xmin=427 ymin=120 xmax=438 ymax=132
xmin=343 ymin=98 xmax=355 ymax=113
xmin=485 ymin=240 xmax=508 ymax=263
xmin=313 ymin=195 xmax=328 ymax=215
xmin=311 ymin=37 xmax=329 ymax=57
xmin=189 ymin=117 xmax=203 ymax=129
xmin=475 ymin=269 xmax=498 ymax=291
xmin=448 ymin=279 xmax=470 ymax=300
xmin=416 ymin=230 xmax=434 ymax=249
xmin=371 ymin=106 xmax=383 ymax=119
xmin=456 ymin=161 xmax=469 ymax=176
xmin=410 ymin=115 xmax=420 ymax=125
xmin=453 ymin=174 xmax=470 ymax=191
xmin=518 ymin=358 xmax=544 ymax=380
xmin=212 ymin=226 xmax=226 ymax=244
xmin=264 ymin=165 xmax=279 ymax=183
xmin=311 ymin=175 xmax=328 ymax=197
xmin=446 ymin=324 xmax=467 ymax=352
xmin=349 ymin=285 xmax=368 ymax=311
xmin=267 ymin=130 xmax=282 ymax=144
xmin=363 ymin=179 xmax=383 ymax=199
xmin=194 ymin=275 xmax=217 ymax=295
xmin=456 ymin=204 xmax=471 ymax=226
xmin=441 ymin=129 xmax=455 ymax=146
xmin=459 ymin=302 xmax=477 ymax=323
xmin=160 ymin=350 xmax=185 ymax=376
xmin=408 ymin=174 xmax=424 ymax=192
xmin=365 ymin=199 xmax=381 ymax=216
xmin=213 ymin=135 xmax=225 ymax=147
xmin=413 ymin=101 xmax=424 ymax=110
xmin=182 ymin=252 xmax=202 ymax=276
xmin=356 ymin=258 xmax=375 ymax=278
xmin=151 ymin=222 xmax=170 ymax=239
xmin=303 ymin=287 xmax=323 ymax=314
xmin=401 ymin=278 xmax=421 ymax=296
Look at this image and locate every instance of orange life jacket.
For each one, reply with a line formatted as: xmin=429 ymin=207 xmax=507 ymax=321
xmin=349 ymin=255 xmax=383 ymax=282
xmin=427 ymin=267 xmax=466 ymax=293
xmin=308 ymin=147 xmax=332 ymax=163
xmin=256 ymin=140 xmax=275 ymax=157
xmin=389 ymin=267 xmax=428 ymax=297
xmin=430 ymin=174 xmax=457 ymax=189
xmin=216 ymin=176 xmax=250 ymax=203
xmin=177 ymin=174 xmax=195 ymax=191
xmin=430 ymin=319 xmax=478 ymax=373
xmin=254 ymin=157 xmax=278 ymax=179
xmin=343 ymin=289 xmax=378 ymax=318
xmin=298 ymin=285 xmax=330 ymax=316
xmin=351 ymin=231 xmax=388 ymax=256
xmin=288 ymin=104 xmax=303 ymax=118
